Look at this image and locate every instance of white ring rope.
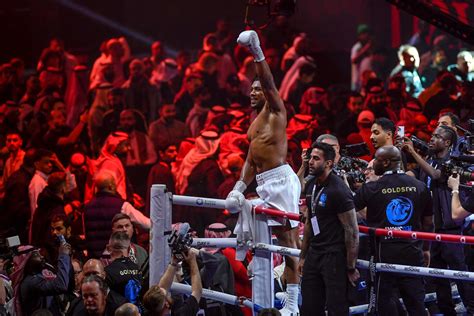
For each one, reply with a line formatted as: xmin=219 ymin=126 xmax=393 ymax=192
xmin=192 ymin=238 xmax=474 ymax=282
xmin=171 ymin=282 xmax=255 ymax=309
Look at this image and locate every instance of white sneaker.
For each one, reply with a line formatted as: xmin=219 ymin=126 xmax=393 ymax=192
xmin=278 ymin=292 xmax=299 ymax=316
xmin=279 ymin=305 xmax=300 ymax=316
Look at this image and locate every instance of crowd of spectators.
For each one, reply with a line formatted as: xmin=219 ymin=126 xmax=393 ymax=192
xmin=0 ymin=16 xmax=473 ymax=316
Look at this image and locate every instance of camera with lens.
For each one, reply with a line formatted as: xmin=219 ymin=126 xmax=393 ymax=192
xmin=0 ymin=235 xmax=23 ymax=274
xmin=410 ymin=135 xmax=430 ymax=156
xmin=167 ymin=223 xmax=193 ymax=261
xmin=441 ymin=156 xmax=474 ymax=185
xmin=334 ymin=143 xmax=370 ymax=189
xmin=465 ymin=119 xmax=474 ymax=153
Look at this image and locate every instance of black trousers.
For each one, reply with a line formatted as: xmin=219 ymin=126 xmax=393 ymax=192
xmin=301 ymin=247 xmax=349 ymax=316
xmin=427 ymin=241 xmax=474 ymax=315
xmin=376 ymin=272 xmax=426 ymax=315
xmin=375 ymin=242 xmax=426 ymax=316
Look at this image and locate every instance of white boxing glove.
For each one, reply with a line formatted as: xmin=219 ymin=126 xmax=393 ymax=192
xmin=237 ymin=30 xmax=265 ymax=62
xmin=225 ymin=190 xmax=246 ymax=214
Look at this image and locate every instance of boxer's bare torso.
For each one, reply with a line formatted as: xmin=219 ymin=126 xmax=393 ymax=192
xmin=247 ymin=102 xmax=287 ymax=173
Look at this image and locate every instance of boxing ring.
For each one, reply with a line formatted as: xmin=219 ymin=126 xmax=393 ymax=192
xmin=149 ymin=184 xmax=474 ymax=315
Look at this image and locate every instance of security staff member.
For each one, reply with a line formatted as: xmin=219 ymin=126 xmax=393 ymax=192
xmin=354 ymin=146 xmax=434 ymax=315
xmin=403 ymin=126 xmax=474 ymax=314
xmin=298 ymin=142 xmax=359 ymax=316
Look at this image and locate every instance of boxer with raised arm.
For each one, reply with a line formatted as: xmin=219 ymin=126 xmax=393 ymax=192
xmin=226 ymin=30 xmax=301 ymax=315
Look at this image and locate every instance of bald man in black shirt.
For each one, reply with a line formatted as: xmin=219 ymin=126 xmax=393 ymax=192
xmin=354 ymin=146 xmax=434 ymax=316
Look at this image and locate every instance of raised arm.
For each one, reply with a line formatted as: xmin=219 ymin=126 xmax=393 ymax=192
xmin=237 ymin=30 xmax=285 ymax=113
xmin=402 ymin=138 xmax=441 ymax=180
xmin=158 ymin=255 xmax=179 ymax=291
xmin=297 ymin=148 xmax=309 ymax=190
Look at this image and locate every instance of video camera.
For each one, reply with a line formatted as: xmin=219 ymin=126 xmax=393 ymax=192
xmin=335 ymin=143 xmax=370 ymax=186
xmin=456 ymin=118 xmax=474 ymax=154
xmin=441 ymin=155 xmax=474 ymax=185
xmin=167 ymin=223 xmax=193 ymax=261
xmin=410 ymin=135 xmax=430 ymax=156
xmin=0 ymin=235 xmax=23 ymax=273
xmin=465 ymin=119 xmax=474 ymax=153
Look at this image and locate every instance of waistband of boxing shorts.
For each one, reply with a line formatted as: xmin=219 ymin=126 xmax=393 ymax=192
xmin=256 ymin=164 xmax=294 ymax=186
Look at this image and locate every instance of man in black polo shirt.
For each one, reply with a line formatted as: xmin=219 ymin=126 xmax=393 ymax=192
xmin=403 ymin=126 xmax=474 ymax=314
xmin=298 ymin=142 xmax=359 ymax=316
xmin=354 ymin=145 xmax=434 ymax=315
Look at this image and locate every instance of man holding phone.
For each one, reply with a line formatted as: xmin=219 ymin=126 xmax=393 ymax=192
xmin=371 ymin=117 xmax=408 ymax=170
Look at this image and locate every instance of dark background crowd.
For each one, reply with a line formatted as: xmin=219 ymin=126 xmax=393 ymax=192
xmin=0 ymin=0 xmax=473 ymax=315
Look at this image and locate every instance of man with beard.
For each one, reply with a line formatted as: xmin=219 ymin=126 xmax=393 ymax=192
xmin=298 ymin=142 xmax=359 ymax=316
xmin=224 ymin=30 xmax=302 ymax=315
xmin=95 ymin=132 xmax=131 ymax=200
xmin=354 ymin=145 xmax=433 ymax=315
xmin=148 ymin=103 xmax=189 ymax=154
xmin=122 ymin=59 xmax=161 ymax=122
xmin=119 ymin=109 xmax=156 ymax=167
xmin=403 ymin=126 xmax=474 ymax=314
xmin=13 ymin=243 xmax=72 ymax=315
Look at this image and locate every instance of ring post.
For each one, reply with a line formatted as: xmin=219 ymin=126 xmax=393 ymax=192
xmin=149 ymin=184 xmax=172 ymax=287
xmin=252 ymin=214 xmax=274 ymax=311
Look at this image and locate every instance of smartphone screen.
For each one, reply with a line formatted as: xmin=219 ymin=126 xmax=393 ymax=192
xmin=397 ymin=126 xmax=405 ymax=139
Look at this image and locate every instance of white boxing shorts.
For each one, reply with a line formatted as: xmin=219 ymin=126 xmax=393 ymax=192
xmin=253 ymin=164 xmax=301 ymax=228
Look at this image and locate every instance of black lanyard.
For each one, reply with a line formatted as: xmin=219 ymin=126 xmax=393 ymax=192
xmin=311 ymin=183 xmax=325 ymax=217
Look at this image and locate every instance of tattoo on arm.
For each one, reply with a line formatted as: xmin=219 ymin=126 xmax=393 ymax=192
xmin=338 ymin=209 xmax=359 ymax=268
xmin=300 ymin=216 xmax=312 ymax=259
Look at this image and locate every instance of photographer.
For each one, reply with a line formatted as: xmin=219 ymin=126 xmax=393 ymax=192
xmin=143 ymin=250 xmax=202 ymax=316
xmin=448 ymin=174 xmax=474 ymax=220
xmin=403 ymin=125 xmax=474 ymax=315
xmin=437 ymin=112 xmax=469 ymax=156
